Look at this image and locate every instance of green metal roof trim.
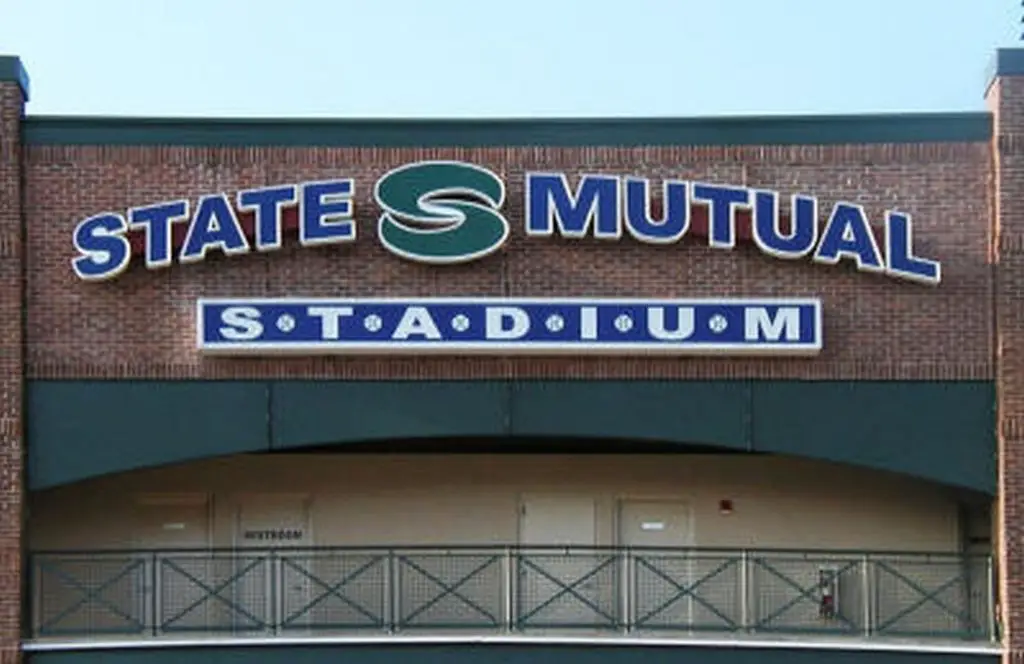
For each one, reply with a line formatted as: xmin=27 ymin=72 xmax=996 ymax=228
xmin=0 ymin=55 xmax=30 ymax=101
xmin=21 ymin=112 xmax=992 ymax=147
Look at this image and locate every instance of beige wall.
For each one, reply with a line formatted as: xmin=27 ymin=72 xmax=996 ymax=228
xmin=28 ymin=454 xmax=966 ymax=553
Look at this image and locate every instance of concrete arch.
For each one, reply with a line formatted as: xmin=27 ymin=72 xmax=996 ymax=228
xmin=26 ymin=379 xmax=995 ymax=494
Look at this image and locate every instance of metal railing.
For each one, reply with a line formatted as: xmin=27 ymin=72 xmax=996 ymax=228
xmin=27 ymin=547 xmax=996 ymax=643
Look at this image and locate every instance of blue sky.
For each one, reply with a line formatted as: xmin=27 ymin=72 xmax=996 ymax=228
xmin=0 ymin=0 xmax=1019 ymax=118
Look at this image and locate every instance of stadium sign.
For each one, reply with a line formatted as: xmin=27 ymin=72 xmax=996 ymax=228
xmin=196 ymin=297 xmax=823 ymax=356
xmin=71 ymin=160 xmax=941 ymax=285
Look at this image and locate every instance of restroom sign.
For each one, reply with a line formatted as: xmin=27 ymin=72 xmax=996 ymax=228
xmin=196 ymin=297 xmax=823 ymax=356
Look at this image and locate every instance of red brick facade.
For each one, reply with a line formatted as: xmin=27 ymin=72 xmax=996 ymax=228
xmin=991 ymin=67 xmax=1024 ymax=664
xmin=23 ymin=143 xmax=994 ymax=382
xmin=0 ymin=58 xmax=1015 ymax=661
xmin=0 ymin=75 xmax=25 ymax=664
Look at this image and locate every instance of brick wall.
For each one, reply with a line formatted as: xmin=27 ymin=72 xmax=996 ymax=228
xmin=24 ymin=142 xmax=993 ymax=382
xmin=991 ymin=69 xmax=1024 ymax=663
xmin=0 ymin=78 xmax=25 ymax=663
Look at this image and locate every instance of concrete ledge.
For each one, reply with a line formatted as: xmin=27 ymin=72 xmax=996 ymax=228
xmin=20 ymin=635 xmax=1002 ymax=664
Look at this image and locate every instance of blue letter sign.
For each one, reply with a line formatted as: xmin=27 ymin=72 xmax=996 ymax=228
xmin=72 ymin=161 xmax=942 ymax=286
xmin=197 ymin=297 xmax=823 ymax=356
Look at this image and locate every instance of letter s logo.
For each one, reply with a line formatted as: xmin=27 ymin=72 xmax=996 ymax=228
xmin=374 ymin=160 xmax=510 ymax=264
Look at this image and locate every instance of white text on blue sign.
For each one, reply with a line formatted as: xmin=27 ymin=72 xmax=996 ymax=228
xmin=196 ymin=298 xmax=823 ymax=356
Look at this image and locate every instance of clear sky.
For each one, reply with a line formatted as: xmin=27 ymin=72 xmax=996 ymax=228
xmin=1 ymin=0 xmax=1020 ymax=118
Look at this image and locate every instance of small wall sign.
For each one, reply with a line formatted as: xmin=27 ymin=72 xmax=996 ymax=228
xmin=242 ymin=529 xmax=304 ymax=542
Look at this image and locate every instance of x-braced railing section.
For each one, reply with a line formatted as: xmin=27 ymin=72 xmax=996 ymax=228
xmin=747 ymin=556 xmax=862 ymax=634
xmin=396 ymin=552 xmax=504 ymax=628
xmin=631 ymin=554 xmax=742 ymax=631
xmin=33 ymin=556 xmax=147 ymax=636
xmin=28 ymin=547 xmax=997 ymax=643
xmin=516 ymin=552 xmax=620 ymax=629
xmin=278 ymin=553 xmax=388 ymax=630
xmin=159 ymin=555 xmax=273 ymax=633
xmin=872 ymin=558 xmax=989 ymax=639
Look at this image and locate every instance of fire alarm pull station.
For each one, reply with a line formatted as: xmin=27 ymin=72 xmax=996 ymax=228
xmin=818 ymin=566 xmax=839 ymax=620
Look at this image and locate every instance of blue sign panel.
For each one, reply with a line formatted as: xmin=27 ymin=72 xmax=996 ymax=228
xmin=197 ymin=298 xmax=822 ymax=356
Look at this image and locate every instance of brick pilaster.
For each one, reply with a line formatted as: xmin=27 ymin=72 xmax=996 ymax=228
xmin=988 ymin=49 xmax=1024 ymax=662
xmin=0 ymin=55 xmax=27 ymax=664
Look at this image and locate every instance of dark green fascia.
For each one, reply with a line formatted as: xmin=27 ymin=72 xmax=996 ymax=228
xmin=0 ymin=55 xmax=30 ymax=101
xmin=22 ymin=111 xmax=992 ymax=147
xmin=26 ymin=379 xmax=996 ymax=495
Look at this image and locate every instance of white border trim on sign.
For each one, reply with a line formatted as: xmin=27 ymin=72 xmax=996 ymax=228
xmin=194 ymin=296 xmax=825 ymax=357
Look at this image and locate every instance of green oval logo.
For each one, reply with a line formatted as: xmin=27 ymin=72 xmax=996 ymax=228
xmin=374 ymin=161 xmax=510 ymax=264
